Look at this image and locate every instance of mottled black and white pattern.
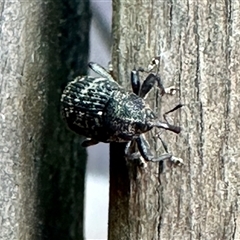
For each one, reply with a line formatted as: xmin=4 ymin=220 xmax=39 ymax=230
xmin=61 ymin=75 xmax=155 ymax=143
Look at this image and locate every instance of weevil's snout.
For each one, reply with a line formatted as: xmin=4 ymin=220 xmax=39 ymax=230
xmin=154 ymin=121 xmax=181 ymax=134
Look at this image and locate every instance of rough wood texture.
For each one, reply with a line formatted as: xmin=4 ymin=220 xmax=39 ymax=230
xmin=109 ymin=0 xmax=240 ymax=239
xmin=0 ymin=1 xmax=90 ymax=239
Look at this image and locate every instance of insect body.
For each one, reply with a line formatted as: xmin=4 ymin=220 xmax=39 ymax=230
xmin=61 ymin=61 xmax=182 ymax=164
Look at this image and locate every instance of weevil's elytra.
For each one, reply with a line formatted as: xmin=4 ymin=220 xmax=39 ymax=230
xmin=61 ymin=60 xmax=183 ymax=165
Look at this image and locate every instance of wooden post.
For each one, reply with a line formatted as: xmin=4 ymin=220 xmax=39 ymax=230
xmin=0 ymin=1 xmax=90 ymax=239
xmin=108 ymin=0 xmax=240 ymax=239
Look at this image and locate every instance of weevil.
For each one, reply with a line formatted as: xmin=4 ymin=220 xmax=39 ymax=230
xmin=61 ymin=59 xmax=183 ymax=165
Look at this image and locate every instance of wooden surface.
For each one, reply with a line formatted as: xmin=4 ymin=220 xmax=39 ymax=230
xmin=109 ymin=0 xmax=240 ymax=239
xmin=0 ymin=1 xmax=90 ymax=239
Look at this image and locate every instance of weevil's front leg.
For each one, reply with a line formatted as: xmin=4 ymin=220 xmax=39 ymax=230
xmin=131 ymin=68 xmax=143 ymax=95
xmin=139 ymin=73 xmax=165 ymax=98
xmin=158 ymin=135 xmax=184 ymax=165
xmin=136 ymin=135 xmax=173 ymax=163
xmin=131 ymin=60 xmax=178 ymax=99
xmin=81 ymin=138 xmax=99 ymax=147
xmin=147 ymin=56 xmax=180 ymax=97
xmin=138 ymin=71 xmax=179 ymax=99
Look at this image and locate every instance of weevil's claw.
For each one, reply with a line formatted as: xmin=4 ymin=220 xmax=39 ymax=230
xmin=138 ymin=157 xmax=147 ymax=168
xmin=169 ymin=156 xmax=184 ymax=166
xmin=164 ymin=86 xmax=179 ymax=95
xmin=148 ymin=56 xmax=160 ymax=72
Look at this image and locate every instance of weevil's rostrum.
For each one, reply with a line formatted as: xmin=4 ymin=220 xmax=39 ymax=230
xmin=61 ymin=60 xmax=183 ymax=165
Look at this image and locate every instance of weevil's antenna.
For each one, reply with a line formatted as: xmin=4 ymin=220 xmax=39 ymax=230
xmin=163 ymin=103 xmax=183 ymax=123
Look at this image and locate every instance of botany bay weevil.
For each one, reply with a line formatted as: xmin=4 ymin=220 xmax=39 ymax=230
xmin=61 ymin=59 xmax=183 ymax=165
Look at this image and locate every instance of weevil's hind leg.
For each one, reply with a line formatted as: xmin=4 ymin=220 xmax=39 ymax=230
xmin=136 ymin=135 xmax=172 ymax=162
xmin=163 ymin=103 xmax=183 ymax=123
xmin=81 ymin=138 xmax=99 ymax=147
xmin=88 ymin=62 xmax=115 ymax=81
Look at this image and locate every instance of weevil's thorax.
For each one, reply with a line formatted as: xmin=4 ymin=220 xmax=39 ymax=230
xmin=103 ymin=91 xmax=156 ymax=142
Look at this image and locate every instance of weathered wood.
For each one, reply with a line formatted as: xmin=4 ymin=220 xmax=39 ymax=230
xmin=109 ymin=0 xmax=240 ymax=239
xmin=0 ymin=1 xmax=90 ymax=239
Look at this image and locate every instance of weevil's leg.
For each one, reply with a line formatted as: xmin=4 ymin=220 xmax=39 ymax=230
xmin=136 ymin=135 xmax=172 ymax=162
xmin=125 ymin=140 xmax=147 ymax=167
xmin=88 ymin=62 xmax=115 ymax=82
xmin=163 ymin=103 xmax=183 ymax=123
xmin=158 ymin=135 xmax=184 ymax=165
xmin=131 ymin=68 xmax=141 ymax=95
xmin=131 ymin=67 xmax=145 ymax=95
xmin=139 ymin=73 xmax=165 ymax=98
xmin=125 ymin=140 xmax=141 ymax=160
xmin=154 ymin=120 xmax=181 ymax=134
xmin=146 ymin=56 xmax=180 ymax=97
xmin=81 ymin=138 xmax=99 ymax=147
xmin=139 ymin=71 xmax=178 ymax=98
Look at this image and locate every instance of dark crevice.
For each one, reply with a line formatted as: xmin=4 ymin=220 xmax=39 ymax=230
xmin=222 ymin=0 xmax=231 ymax=176
xmin=223 ymin=3 xmax=233 ymax=239
xmin=169 ymin=0 xmax=173 ymax=42
xmin=178 ymin=32 xmax=182 ymax=106
xmin=232 ymin=212 xmax=237 ymax=239
xmin=194 ymin=4 xmax=204 ymax=166
xmin=190 ymin=4 xmax=204 ymax=240
xmin=38 ymin=1 xmax=91 ymax=239
xmin=157 ymin=177 xmax=163 ymax=239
